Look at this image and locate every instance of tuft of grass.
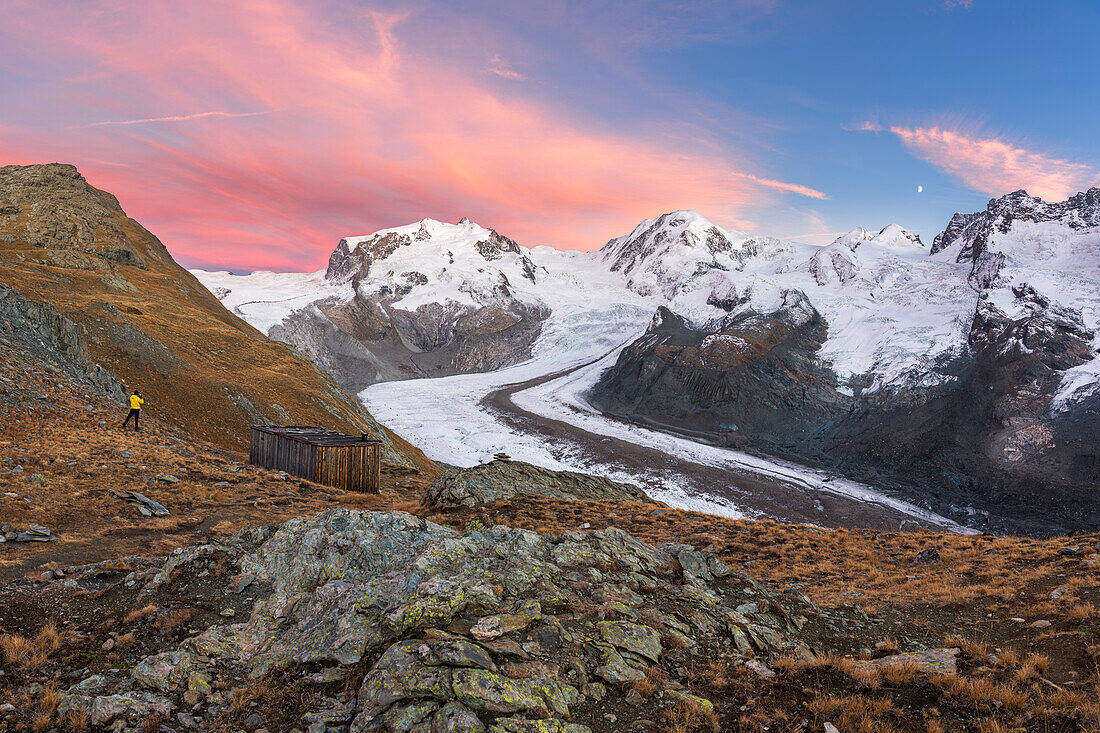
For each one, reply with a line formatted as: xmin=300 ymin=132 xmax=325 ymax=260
xmin=1069 ymin=602 xmax=1096 ymax=620
xmin=65 ymin=707 xmax=91 ymax=732
xmin=34 ymin=621 xmax=63 ymax=653
xmin=663 ymin=698 xmax=719 ymax=733
xmin=123 ymin=604 xmax=158 ymax=624
xmin=0 ymin=634 xmax=35 ymax=666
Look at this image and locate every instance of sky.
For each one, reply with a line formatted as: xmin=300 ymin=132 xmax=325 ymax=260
xmin=1 ymin=0 xmax=1098 ymax=271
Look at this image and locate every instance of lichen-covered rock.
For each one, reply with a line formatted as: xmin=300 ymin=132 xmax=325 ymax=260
xmin=489 ymin=719 xmax=592 ymax=733
xmin=423 ymin=459 xmax=652 ymax=509
xmin=67 ymin=508 xmax=829 ymax=731
xmin=598 ymin=621 xmax=662 ymax=663
xmin=131 ymin=650 xmax=199 ymax=692
xmin=59 ymin=689 xmax=175 ymax=727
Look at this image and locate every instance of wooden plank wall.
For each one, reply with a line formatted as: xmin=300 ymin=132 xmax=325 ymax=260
xmin=251 ymin=427 xmax=379 ymax=492
xmin=315 ymin=443 xmax=381 ymax=493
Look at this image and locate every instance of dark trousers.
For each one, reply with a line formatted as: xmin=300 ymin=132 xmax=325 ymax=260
xmin=122 ymin=408 xmax=140 ymax=430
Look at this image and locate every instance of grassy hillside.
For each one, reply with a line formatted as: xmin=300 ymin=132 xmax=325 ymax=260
xmin=0 ymin=163 xmax=433 ymax=472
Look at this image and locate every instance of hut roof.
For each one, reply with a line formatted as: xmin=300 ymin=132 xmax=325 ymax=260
xmin=251 ymin=425 xmax=382 ymax=447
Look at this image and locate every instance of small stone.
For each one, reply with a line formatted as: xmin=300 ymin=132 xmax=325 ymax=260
xmin=102 ymin=638 xmax=115 ymax=651
xmin=220 ymin=608 xmax=236 ymax=617
xmin=825 ymin=724 xmax=840 ymax=733
xmin=1061 ymin=546 xmax=1082 ymax=556
xmin=912 ymin=548 xmax=941 ymax=565
xmin=155 ymin=474 xmax=180 ymax=484
xmin=744 ymin=659 xmax=775 ymax=678
xmin=1030 ymin=620 xmax=1052 ymax=629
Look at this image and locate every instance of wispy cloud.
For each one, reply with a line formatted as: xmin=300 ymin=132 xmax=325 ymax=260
xmin=843 ymin=120 xmax=883 ymax=133
xmin=887 ymin=125 xmax=1099 ymax=201
xmin=484 ymin=54 xmax=526 ymax=81
xmin=733 ymin=172 xmax=829 ymax=200
xmin=84 ymin=110 xmax=271 ymax=127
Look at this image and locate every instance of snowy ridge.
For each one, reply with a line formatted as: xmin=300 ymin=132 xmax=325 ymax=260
xmin=934 ymin=189 xmax=1100 ymax=409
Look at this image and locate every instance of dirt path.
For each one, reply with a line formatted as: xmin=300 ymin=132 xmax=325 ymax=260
xmin=481 ymin=354 xmax=959 ymax=532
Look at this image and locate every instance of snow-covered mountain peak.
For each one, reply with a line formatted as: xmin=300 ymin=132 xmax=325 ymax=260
xmin=831 ymin=227 xmax=874 ymax=250
xmin=325 ymin=217 xmax=532 ymax=288
xmin=600 ymin=210 xmax=779 ymax=299
xmin=867 ymin=224 xmax=926 ymax=254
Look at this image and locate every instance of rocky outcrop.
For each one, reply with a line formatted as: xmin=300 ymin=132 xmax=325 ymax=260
xmin=0 ymin=163 xmax=171 ymax=271
xmin=591 ymin=294 xmax=848 ymax=455
xmin=56 ymin=509 xmax=828 ymax=730
xmin=423 ymin=458 xmax=652 ymax=509
xmin=0 ymin=283 xmax=124 ymax=401
xmin=272 ymin=293 xmax=547 ymax=393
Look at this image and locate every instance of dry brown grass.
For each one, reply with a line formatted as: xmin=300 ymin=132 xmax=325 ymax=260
xmin=1069 ymin=602 xmax=1096 ymax=619
xmin=64 ymin=707 xmax=91 ymax=732
xmin=123 ymin=604 xmax=158 ymax=624
xmin=880 ymin=659 xmax=924 ymax=686
xmin=38 ymin=683 xmax=60 ymax=716
xmin=808 ymin=693 xmax=896 ymax=730
xmin=1 ymin=622 xmax=66 ymax=670
xmin=0 ymin=634 xmax=35 ymax=666
xmin=937 ymin=675 xmax=1029 ymax=711
xmin=629 ymin=666 xmax=665 ymax=696
xmin=663 ymin=698 xmax=719 ymax=733
xmin=155 ymin=607 xmax=195 ymax=633
xmin=34 ymin=622 xmax=63 ymax=653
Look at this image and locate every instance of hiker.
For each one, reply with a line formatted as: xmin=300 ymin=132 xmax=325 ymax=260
xmin=122 ymin=390 xmax=144 ymax=432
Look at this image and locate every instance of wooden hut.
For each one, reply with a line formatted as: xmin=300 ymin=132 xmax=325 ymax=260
xmin=249 ymin=425 xmax=381 ymax=493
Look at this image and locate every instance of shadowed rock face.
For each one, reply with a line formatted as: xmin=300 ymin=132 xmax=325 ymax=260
xmin=591 ymin=294 xmax=850 ymax=456
xmin=422 ymin=458 xmax=652 ymax=509
xmin=55 ymin=508 xmax=831 ymax=730
xmin=272 ymin=294 xmax=548 ymax=394
xmin=592 ymin=297 xmax=1100 ymax=533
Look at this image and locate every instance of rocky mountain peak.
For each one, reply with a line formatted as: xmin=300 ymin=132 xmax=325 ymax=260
xmin=325 ymin=218 xmax=533 ymax=285
xmin=932 ymin=187 xmax=1100 ymax=261
xmin=0 ymin=163 xmax=171 ymax=270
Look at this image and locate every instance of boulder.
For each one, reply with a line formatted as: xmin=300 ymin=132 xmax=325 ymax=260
xmin=422 ymin=460 xmax=651 ymax=509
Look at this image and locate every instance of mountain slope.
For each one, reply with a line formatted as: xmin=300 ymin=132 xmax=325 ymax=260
xmin=197 ymin=218 xmax=549 ymax=394
xmin=0 ymin=163 xmax=429 ymax=470
xmin=592 ymin=195 xmax=1100 ymax=533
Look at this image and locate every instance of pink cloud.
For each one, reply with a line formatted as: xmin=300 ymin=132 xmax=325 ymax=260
xmin=0 ymin=1 xmax=813 ymax=271
xmin=888 ymin=125 xmax=1099 ymax=201
xmin=732 ymin=172 xmax=829 ymax=200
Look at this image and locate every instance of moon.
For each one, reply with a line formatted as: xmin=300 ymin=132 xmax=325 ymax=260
xmin=917 ymin=185 xmax=923 ymax=193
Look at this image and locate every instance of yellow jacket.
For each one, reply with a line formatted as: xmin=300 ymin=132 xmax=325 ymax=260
xmin=130 ymin=395 xmax=144 ymax=410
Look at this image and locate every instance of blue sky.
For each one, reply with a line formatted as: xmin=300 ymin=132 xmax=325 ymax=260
xmin=2 ymin=0 xmax=1097 ymax=269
